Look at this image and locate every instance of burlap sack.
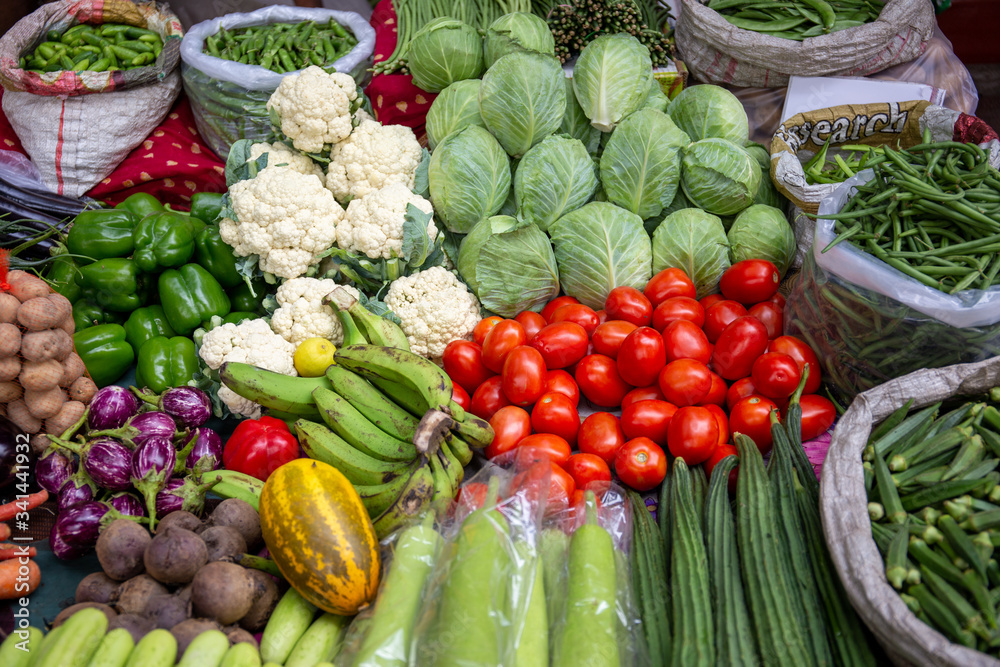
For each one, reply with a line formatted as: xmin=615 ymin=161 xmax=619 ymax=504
xmin=0 ymin=0 xmax=184 ymax=197
xmin=821 ymin=357 xmax=1000 ymax=666
xmin=675 ymin=0 xmax=935 ymax=88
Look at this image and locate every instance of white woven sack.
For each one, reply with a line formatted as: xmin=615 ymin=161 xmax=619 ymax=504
xmin=675 ymin=0 xmax=935 ymax=88
xmin=822 ymin=357 xmax=1000 ymax=666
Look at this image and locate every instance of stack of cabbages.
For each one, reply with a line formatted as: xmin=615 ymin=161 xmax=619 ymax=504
xmin=416 ymin=13 xmax=795 ymax=310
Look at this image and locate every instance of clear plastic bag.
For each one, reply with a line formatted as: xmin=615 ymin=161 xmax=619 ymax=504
xmin=178 ymin=5 xmax=375 ymax=159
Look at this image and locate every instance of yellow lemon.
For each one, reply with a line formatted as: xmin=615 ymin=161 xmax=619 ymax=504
xmin=294 ymin=337 xmax=337 ymax=377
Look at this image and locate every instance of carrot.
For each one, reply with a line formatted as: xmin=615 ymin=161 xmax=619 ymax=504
xmin=0 ymin=557 xmax=40 ymax=599
xmin=0 ymin=544 xmax=36 ymax=560
xmin=0 ymin=523 xmax=9 ymax=541
xmin=0 ymin=489 xmax=49 ymax=522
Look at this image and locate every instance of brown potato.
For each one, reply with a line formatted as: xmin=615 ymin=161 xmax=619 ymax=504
xmin=0 ymin=323 xmax=20 ymax=358
xmin=7 ymin=400 xmax=41 ymax=433
xmin=69 ymin=377 xmax=97 ymax=403
xmin=59 ymin=354 xmax=86 ymax=388
xmin=0 ymin=382 xmax=22 ymax=403
xmin=0 ymin=356 xmax=20 ymax=382
xmin=20 ymin=359 xmax=63 ymax=391
xmin=30 ymin=434 xmax=51 ymax=456
xmin=20 ymin=330 xmax=72 ymax=362
xmin=0 ymin=293 xmax=18 ymax=323
xmin=25 ymin=387 xmax=67 ymax=420
xmin=17 ymin=297 xmax=61 ymax=331
xmin=8 ymin=275 xmax=50 ymax=302
xmin=44 ymin=400 xmax=85 ymax=436
xmin=48 ymin=293 xmax=73 ymax=328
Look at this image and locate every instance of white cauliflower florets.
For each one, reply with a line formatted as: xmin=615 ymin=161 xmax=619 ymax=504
xmin=266 ymin=66 xmax=359 ymax=154
xmin=326 ymin=119 xmax=423 ymax=203
xmin=384 ymin=266 xmax=481 ymax=360
xmin=249 ymin=141 xmax=325 ymax=180
xmin=219 ymin=165 xmax=343 ymax=280
xmin=199 ymin=318 xmax=297 ymax=418
xmin=338 ymin=183 xmax=436 ymax=260
xmin=270 ymin=277 xmax=360 ymax=345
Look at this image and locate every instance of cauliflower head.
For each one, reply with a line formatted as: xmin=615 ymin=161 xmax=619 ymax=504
xmin=338 ymin=183 xmax=436 ymax=260
xmin=219 ymin=165 xmax=343 ymax=280
xmin=266 ymin=66 xmax=359 ymax=154
xmin=271 ymin=277 xmax=360 ymax=345
xmin=249 ymin=141 xmax=325 ymax=180
xmin=326 ymin=119 xmax=423 ymax=203
xmin=198 ymin=318 xmax=297 ymax=418
xmin=385 ymin=266 xmax=481 ymax=359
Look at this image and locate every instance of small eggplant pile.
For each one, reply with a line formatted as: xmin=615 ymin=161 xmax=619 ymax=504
xmin=0 ymin=170 xmax=93 ymax=262
xmin=38 ymin=385 xmax=224 ymax=559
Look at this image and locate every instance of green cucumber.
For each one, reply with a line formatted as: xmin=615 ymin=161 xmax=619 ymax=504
xmin=86 ymin=628 xmax=135 ymax=667
xmin=627 ymin=489 xmax=670 ymax=666
xmin=260 ymin=588 xmax=318 ymax=664
xmin=37 ymin=607 xmax=108 ymax=667
xmin=538 ymin=527 xmax=570 ymax=631
xmin=123 ymin=629 xmax=176 ymax=667
xmin=26 ymin=625 xmax=64 ymax=667
xmin=219 ymin=642 xmax=261 ymax=667
xmin=0 ymin=626 xmax=43 ymax=667
xmin=659 ymin=462 xmax=673 ymax=571
xmin=670 ymin=458 xmax=714 ymax=666
xmin=511 ymin=541 xmax=548 ymax=667
xmin=286 ymin=614 xmax=350 ymax=667
xmin=175 ymin=630 xmax=228 ymax=667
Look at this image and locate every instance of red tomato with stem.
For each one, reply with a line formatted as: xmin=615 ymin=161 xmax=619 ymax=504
xmin=751 ymin=352 xmax=802 ymax=400
xmin=699 ymin=293 xmax=726 ymax=309
xmin=591 ymin=320 xmax=638 ymax=359
xmin=551 ymin=303 xmax=600 ymax=336
xmin=514 ymin=311 xmax=547 ymax=341
xmin=621 ymin=399 xmax=677 ymax=446
xmin=501 ymin=346 xmax=547 ymax=407
xmin=703 ymin=403 xmax=729 ymax=447
xmin=531 ymin=392 xmax=580 ymax=446
xmin=666 ymin=406 xmax=719 ymax=465
xmin=712 ymin=316 xmax=770 ymax=381
xmin=617 ymin=327 xmax=667 ymax=387
xmin=748 ymin=301 xmax=783 ymax=339
xmin=726 ymin=377 xmax=758 ymax=411
xmin=575 ymin=354 xmax=632 ymax=408
xmin=473 ymin=316 xmax=503 ymax=346
xmin=529 ymin=322 xmax=589 ymax=369
xmin=541 ymin=296 xmax=580 ymax=322
xmin=578 ymin=412 xmax=627 ymax=464
xmin=516 ymin=433 xmax=572 ymax=467
xmin=564 ymin=453 xmax=612 ymax=492
xmin=729 ymin=396 xmax=779 ymax=454
xmin=652 ymin=296 xmax=705 ymax=331
xmin=605 ymin=286 xmax=653 ymax=327
xmin=658 ymin=358 xmax=712 ymax=407
xmin=704 ymin=444 xmax=739 ymax=494
xmin=543 ymin=369 xmax=579 ymax=406
xmin=486 ymin=405 xmax=532 ymax=459
xmin=621 ymin=384 xmax=666 ymax=410
xmin=768 ymin=335 xmax=822 ymax=394
xmin=699 ymin=372 xmax=728 ymax=407
xmin=720 ymin=260 xmax=780 ymax=305
xmin=703 ymin=300 xmax=749 ymax=344
xmin=452 ymin=383 xmax=471 ymax=412
xmin=442 ymin=340 xmax=495 ymax=395
xmin=482 ymin=319 xmax=527 ymax=373
xmin=797 ymin=394 xmax=836 ymax=441
xmin=615 ymin=438 xmax=668 ymax=491
xmin=470 ymin=375 xmax=510 ymax=421
xmin=661 ymin=319 xmax=712 ymax=364
xmin=644 ymin=268 xmax=696 ymax=306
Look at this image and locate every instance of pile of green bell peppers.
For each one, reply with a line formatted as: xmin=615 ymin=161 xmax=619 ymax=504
xmin=58 ymin=191 xmax=264 ymax=388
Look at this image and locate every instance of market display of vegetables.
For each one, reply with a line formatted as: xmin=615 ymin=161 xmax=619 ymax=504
xmin=19 ymin=22 xmax=164 ymax=73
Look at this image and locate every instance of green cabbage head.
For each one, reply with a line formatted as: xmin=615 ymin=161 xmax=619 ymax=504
xmin=407 ymin=17 xmax=484 ymax=93
xmin=471 ymin=219 xmax=561 ymax=316
xmin=457 ymin=215 xmax=519 ymax=293
xmin=572 ymin=33 xmax=653 ymax=132
xmin=484 ymin=12 xmax=555 ymax=67
xmin=429 ymin=125 xmax=511 ymax=233
xmin=727 ymin=204 xmax=796 ymax=276
xmin=652 ymin=208 xmax=731 ymax=298
xmin=515 ymin=134 xmax=599 ymax=231
xmin=426 ymin=79 xmax=484 ymax=150
xmin=560 ymin=76 xmax=601 ymax=154
xmin=680 ymin=138 xmax=762 ymax=216
xmin=667 ymin=84 xmax=749 ymax=145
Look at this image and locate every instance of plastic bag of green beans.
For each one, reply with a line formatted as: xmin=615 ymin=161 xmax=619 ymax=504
xmin=179 ymin=5 xmax=374 ymax=159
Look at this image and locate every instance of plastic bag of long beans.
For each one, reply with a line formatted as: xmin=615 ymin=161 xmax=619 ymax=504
xmin=179 ymin=5 xmax=374 ymax=159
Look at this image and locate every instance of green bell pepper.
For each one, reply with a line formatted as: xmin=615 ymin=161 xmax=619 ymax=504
xmin=228 ymin=280 xmax=264 ymax=314
xmin=135 ymin=336 xmax=198 ymax=394
xmin=194 ymin=225 xmax=242 ymax=288
xmin=75 ymin=258 xmax=147 ymax=312
xmin=123 ymin=305 xmax=176 ymax=353
xmin=190 ymin=192 xmax=225 ymax=224
xmin=222 ymin=311 xmax=257 ymax=326
xmin=132 ymin=212 xmax=197 ymax=273
xmin=159 ymin=264 xmax=231 ymax=335
xmin=72 ymin=299 xmax=126 ymax=332
xmin=45 ymin=255 xmax=82 ymax=303
xmin=66 ymin=209 xmax=137 ymax=261
xmin=73 ymin=324 xmax=135 ymax=387
xmin=115 ymin=192 xmax=163 ymax=218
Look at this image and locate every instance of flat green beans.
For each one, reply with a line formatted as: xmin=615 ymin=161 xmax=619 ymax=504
xmin=20 ymin=23 xmax=163 ymax=73
xmin=709 ymin=0 xmax=884 ymax=40
xmin=202 ymin=19 xmax=358 ymax=75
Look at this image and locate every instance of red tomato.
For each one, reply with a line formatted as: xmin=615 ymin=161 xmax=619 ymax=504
xmin=578 ymin=412 xmax=627 ymax=464
xmin=729 ymin=396 xmax=779 ymax=454
xmin=541 ymin=295 xmax=581 ymax=322
xmin=666 ymin=406 xmax=719 ymax=465
xmin=486 ymin=405 xmax=532 ymax=459
xmin=605 ymin=286 xmax=653 ymax=327
xmin=661 ymin=319 xmax=712 ymax=364
xmin=470 ymin=375 xmax=511 ymax=421
xmin=516 ymin=433 xmax=572 ymax=467
xmin=703 ymin=403 xmax=729 ymax=447
xmin=652 ymin=296 xmax=705 ymax=331
xmin=551 ymin=303 xmax=600 ymax=336
xmin=720 ymin=260 xmax=781 ymax=305
xmin=595 ymin=309 xmax=608 ymax=325
xmin=543 ymin=369 xmax=580 ymax=407
xmin=531 ymin=392 xmax=580 ymax=446
xmin=615 ymin=437 xmax=668 ymax=491
xmin=699 ymin=293 xmax=726 ymax=309
xmin=548 ymin=463 xmax=577 ymax=509
xmin=621 ymin=399 xmax=677 ymax=446
xmin=768 ymin=292 xmax=786 ymax=309
xmin=621 ymin=384 xmax=666 ymax=410
xmin=768 ymin=335 xmax=822 ymax=394
xmin=712 ymin=316 xmax=770 ymax=381
xmin=501 ymin=346 xmax=547 ymax=407
xmin=704 ymin=444 xmax=739 ymax=494
xmin=658 ymin=359 xmax=712 ymax=407
xmin=748 ymin=301 xmax=783 ymax=339
xmin=510 ymin=461 xmax=573 ymax=514
xmin=575 ymin=354 xmax=632 ymax=408
xmin=514 ymin=310 xmax=547 ymax=341
xmin=473 ymin=316 xmax=503 ymax=346
xmin=442 ymin=340 xmax=495 ymax=395
xmin=644 ymin=268 xmax=696 ymax=306
xmin=564 ymin=453 xmax=612 ymax=492
xmin=703 ymin=300 xmax=749 ymax=344
xmin=751 ymin=352 xmax=802 ymax=400
xmin=457 ymin=481 xmax=489 ymax=511
xmin=482 ymin=319 xmax=527 ymax=373
xmin=529 ymin=322 xmax=589 ymax=369
xmin=591 ymin=320 xmax=639 ymax=359
xmin=617 ymin=327 xmax=667 ymax=387
xmin=452 ymin=383 xmax=471 ymax=412
xmin=726 ymin=377 xmax=758 ymax=411
xmin=798 ymin=394 xmax=836 ymax=441
xmin=699 ymin=372 xmax=728 ymax=407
